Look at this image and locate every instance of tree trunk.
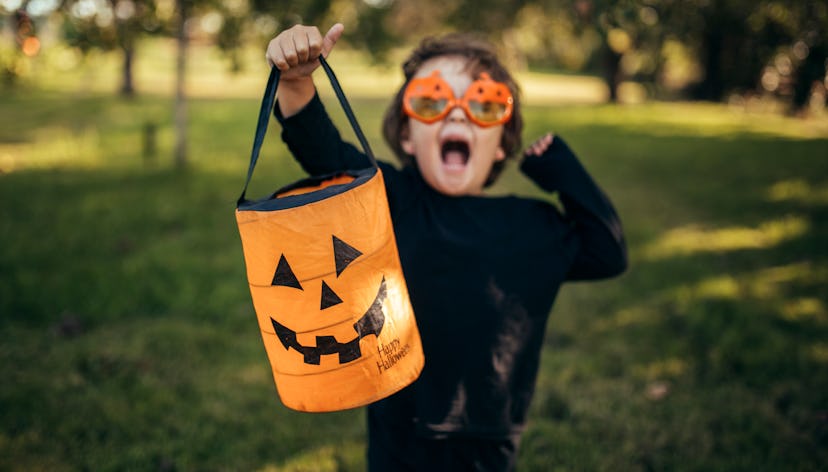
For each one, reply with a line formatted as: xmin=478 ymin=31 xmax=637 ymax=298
xmin=120 ymin=45 xmax=135 ymax=97
xmin=691 ymin=2 xmax=728 ymax=102
xmin=792 ymin=44 xmax=827 ymax=112
xmin=694 ymin=26 xmax=724 ymax=101
xmin=174 ymin=0 xmax=188 ymax=169
xmin=602 ymin=45 xmax=622 ymax=103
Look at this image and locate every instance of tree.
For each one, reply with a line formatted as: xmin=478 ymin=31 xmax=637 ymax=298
xmin=173 ymin=0 xmax=189 ymax=169
xmin=656 ymin=0 xmax=827 ymax=110
xmin=2 ymin=9 xmax=39 ymax=87
xmin=61 ymin=0 xmax=161 ymax=97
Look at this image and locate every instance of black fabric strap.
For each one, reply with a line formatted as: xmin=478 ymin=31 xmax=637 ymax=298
xmin=238 ymin=56 xmax=378 ymax=205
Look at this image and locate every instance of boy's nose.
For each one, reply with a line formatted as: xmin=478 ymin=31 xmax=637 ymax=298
xmin=446 ymin=105 xmax=468 ymax=123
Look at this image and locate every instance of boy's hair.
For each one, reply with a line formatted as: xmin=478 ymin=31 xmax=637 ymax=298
xmin=382 ymin=33 xmax=523 ymax=187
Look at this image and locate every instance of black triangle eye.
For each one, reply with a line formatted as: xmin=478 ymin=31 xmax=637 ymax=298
xmin=332 ymin=235 xmax=362 ymax=277
xmin=320 ymin=281 xmax=343 ymax=310
xmin=272 ymin=254 xmax=303 ymax=290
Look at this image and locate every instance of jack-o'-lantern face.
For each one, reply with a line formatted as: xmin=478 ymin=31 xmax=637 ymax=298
xmin=237 ymin=168 xmax=423 ymax=411
xmin=268 ymin=235 xmax=386 ymax=365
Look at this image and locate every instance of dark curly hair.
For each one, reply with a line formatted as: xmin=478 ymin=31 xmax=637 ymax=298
xmin=381 ymin=33 xmax=523 ymax=187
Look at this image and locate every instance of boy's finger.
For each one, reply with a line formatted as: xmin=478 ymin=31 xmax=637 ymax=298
xmin=270 ymin=45 xmax=288 ymax=70
xmin=294 ymin=32 xmax=310 ymax=63
xmin=307 ymin=29 xmax=323 ymax=59
xmin=282 ymin=40 xmax=299 ymax=67
xmin=321 ymin=23 xmax=345 ymax=57
xmin=265 ymin=38 xmax=282 ymax=67
xmin=300 ymin=26 xmax=324 ymax=62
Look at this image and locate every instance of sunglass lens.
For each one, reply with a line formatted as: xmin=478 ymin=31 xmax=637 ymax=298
xmin=408 ymin=97 xmax=448 ymax=120
xmin=467 ymin=100 xmax=508 ymax=124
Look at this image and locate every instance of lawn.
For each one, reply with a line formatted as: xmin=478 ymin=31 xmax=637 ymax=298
xmin=1 ymin=42 xmax=827 ymax=471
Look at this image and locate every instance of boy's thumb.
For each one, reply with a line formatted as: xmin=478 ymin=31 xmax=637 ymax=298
xmin=322 ymin=23 xmax=345 ymax=57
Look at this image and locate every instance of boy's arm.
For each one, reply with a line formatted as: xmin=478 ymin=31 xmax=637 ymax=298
xmin=265 ymin=23 xmax=371 ymax=173
xmin=274 ymin=93 xmax=373 ymax=174
xmin=520 ymin=135 xmax=627 ymax=280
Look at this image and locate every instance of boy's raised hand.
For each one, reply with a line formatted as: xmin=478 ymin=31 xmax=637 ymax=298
xmin=525 ymin=133 xmax=555 ymax=157
xmin=267 ymin=24 xmax=343 ymax=117
xmin=266 ymin=23 xmax=344 ymax=81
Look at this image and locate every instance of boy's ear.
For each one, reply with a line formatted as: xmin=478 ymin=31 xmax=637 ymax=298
xmin=399 ymin=123 xmax=414 ymax=155
xmin=495 ymin=146 xmax=506 ymax=162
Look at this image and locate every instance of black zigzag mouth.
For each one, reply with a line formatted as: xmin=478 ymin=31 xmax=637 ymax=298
xmin=270 ymin=277 xmax=387 ymax=365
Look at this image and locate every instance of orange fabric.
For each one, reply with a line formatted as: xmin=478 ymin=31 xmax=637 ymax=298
xmin=276 ymin=174 xmax=356 ymax=198
xmin=236 ymin=170 xmax=423 ymax=412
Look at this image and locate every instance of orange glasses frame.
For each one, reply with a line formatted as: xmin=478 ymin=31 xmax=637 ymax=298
xmin=402 ymin=71 xmax=514 ymax=127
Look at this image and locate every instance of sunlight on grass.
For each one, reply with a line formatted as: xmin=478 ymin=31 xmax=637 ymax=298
xmin=0 ymin=126 xmax=103 ymax=171
xmin=591 ymin=261 xmax=826 ymax=346
xmin=747 ymin=262 xmax=827 ymax=298
xmin=666 ymin=262 xmax=828 ymax=324
xmin=0 ymin=153 xmax=14 ymax=173
xmin=592 ymin=306 xmax=659 ymax=331
xmin=545 ymin=101 xmax=828 ymax=138
xmin=781 ymin=298 xmax=826 ymax=323
xmin=265 ymin=446 xmax=338 ymax=472
xmin=257 ymin=442 xmax=363 ymax=472
xmin=672 ymin=262 xmax=824 ymax=302
xmin=234 ymin=362 xmax=271 ymax=386
xmin=643 ymin=215 xmax=810 ymax=259
xmin=518 ymin=71 xmax=608 ymax=104
xmin=632 ymin=357 xmax=688 ymax=381
xmin=767 ymin=179 xmax=828 ymax=205
xmin=809 ymin=343 xmax=828 ymax=364
xmin=688 ymin=275 xmax=742 ymax=300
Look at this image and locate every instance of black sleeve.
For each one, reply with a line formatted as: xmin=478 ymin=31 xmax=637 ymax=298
xmin=273 ymin=92 xmax=373 ymax=174
xmin=520 ymin=136 xmax=627 ymax=280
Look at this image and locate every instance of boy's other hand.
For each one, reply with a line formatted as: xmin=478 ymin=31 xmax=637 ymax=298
xmin=266 ymin=23 xmax=344 ymax=82
xmin=525 ymin=133 xmax=555 ymax=157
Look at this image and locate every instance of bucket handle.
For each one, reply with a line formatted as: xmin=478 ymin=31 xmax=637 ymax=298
xmin=238 ymin=56 xmax=378 ymax=205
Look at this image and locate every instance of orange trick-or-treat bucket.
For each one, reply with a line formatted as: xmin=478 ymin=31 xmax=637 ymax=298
xmin=235 ymin=58 xmax=423 ymax=412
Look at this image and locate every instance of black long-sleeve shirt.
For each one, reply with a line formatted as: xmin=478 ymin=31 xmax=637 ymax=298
xmin=275 ymin=94 xmax=627 ymax=438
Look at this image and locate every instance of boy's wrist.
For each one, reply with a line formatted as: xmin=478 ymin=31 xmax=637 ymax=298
xmin=276 ymin=76 xmax=317 ymax=118
xmin=279 ymin=74 xmax=315 ymax=88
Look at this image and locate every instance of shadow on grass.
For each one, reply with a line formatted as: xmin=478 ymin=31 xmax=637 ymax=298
xmin=0 ymin=166 xmax=370 ymax=471
xmin=517 ymin=129 xmax=828 ymax=470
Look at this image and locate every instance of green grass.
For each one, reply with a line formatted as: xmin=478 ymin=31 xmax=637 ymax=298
xmin=2 ymin=44 xmax=828 ymax=470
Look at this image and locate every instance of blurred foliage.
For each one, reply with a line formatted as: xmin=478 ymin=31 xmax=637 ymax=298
xmin=60 ymin=0 xmax=161 ymax=95
xmin=2 ymin=1 xmax=827 ymax=104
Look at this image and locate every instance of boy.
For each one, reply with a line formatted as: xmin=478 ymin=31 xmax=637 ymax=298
xmin=266 ymin=23 xmax=627 ymax=471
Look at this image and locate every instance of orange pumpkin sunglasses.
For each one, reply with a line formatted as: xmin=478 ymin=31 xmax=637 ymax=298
xmin=402 ymin=71 xmax=514 ymax=127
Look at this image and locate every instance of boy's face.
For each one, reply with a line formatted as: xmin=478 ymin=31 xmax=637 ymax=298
xmin=400 ymin=56 xmax=506 ymax=196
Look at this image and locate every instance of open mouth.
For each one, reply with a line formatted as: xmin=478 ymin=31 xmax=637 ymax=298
xmin=441 ymin=139 xmax=470 ymax=169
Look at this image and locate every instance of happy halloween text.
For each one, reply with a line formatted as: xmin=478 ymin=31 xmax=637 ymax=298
xmin=376 ymin=338 xmax=410 ymax=374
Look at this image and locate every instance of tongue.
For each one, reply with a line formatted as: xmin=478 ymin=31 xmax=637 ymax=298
xmin=443 ymin=151 xmax=467 ymax=169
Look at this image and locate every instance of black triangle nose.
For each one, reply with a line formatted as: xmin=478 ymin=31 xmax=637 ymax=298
xmin=320 ymin=281 xmax=343 ymax=310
